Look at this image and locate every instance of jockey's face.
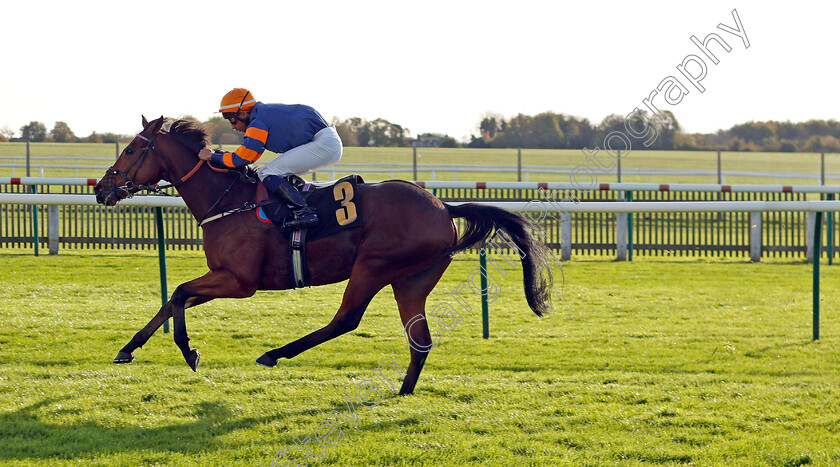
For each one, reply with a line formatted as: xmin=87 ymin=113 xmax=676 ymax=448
xmin=231 ymin=117 xmax=248 ymax=133
xmin=224 ymin=112 xmax=250 ymax=133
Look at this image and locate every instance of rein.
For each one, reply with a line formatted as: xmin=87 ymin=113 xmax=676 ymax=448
xmin=108 ymin=130 xmax=258 ymax=227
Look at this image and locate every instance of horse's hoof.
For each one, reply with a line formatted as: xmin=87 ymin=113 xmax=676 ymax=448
xmin=186 ymin=350 xmax=200 ymax=372
xmin=255 ymin=353 xmax=276 ymax=368
xmin=113 ymin=351 xmax=135 ymax=364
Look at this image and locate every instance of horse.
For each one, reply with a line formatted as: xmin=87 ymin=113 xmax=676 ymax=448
xmin=94 ymin=116 xmax=553 ymax=395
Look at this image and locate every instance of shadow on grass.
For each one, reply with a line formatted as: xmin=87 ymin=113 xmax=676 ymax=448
xmin=0 ymin=398 xmax=276 ymax=461
xmin=0 ymin=393 xmax=425 ymax=462
xmin=749 ymin=340 xmax=815 ymax=355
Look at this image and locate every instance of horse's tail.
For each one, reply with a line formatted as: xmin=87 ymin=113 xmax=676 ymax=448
xmin=445 ymin=203 xmax=553 ymax=317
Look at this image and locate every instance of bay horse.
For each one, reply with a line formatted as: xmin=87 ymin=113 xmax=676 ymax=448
xmin=94 ymin=116 xmax=553 ymax=395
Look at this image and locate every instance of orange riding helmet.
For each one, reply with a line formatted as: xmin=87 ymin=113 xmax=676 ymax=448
xmin=218 ymin=88 xmax=257 ymax=114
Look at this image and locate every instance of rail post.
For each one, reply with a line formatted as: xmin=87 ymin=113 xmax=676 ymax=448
xmin=807 ymin=212 xmax=819 ymax=262
xmin=479 ymin=248 xmax=490 ymax=339
xmin=626 ymin=191 xmax=633 ymax=261
xmin=560 ymin=212 xmax=571 ymax=261
xmin=616 ymin=212 xmax=628 ymax=261
xmin=749 ymin=212 xmax=762 ymax=262
xmin=412 ymin=146 xmax=418 ymax=181
xmin=617 ymin=150 xmax=622 ymax=183
xmin=48 ymin=205 xmax=59 ymax=255
xmin=31 ymin=185 xmax=39 ymax=256
xmin=154 ymin=206 xmax=170 ymax=333
xmin=26 ymin=143 xmax=39 ymax=256
xmin=828 ymin=193 xmax=835 ymax=265
xmin=821 ymin=152 xmax=825 ymax=185
xmin=813 ymin=211 xmax=822 ymax=340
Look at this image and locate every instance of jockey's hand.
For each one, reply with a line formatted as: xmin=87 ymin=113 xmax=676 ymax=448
xmin=198 ymin=147 xmax=213 ymax=161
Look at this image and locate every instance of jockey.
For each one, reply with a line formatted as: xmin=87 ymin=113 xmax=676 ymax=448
xmin=198 ymin=88 xmax=343 ymax=229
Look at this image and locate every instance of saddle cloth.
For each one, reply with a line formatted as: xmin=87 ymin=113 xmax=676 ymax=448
xmin=256 ymin=174 xmax=365 ymax=242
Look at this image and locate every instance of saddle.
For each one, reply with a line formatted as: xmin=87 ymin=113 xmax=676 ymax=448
xmin=255 ymin=174 xmax=365 ymax=288
xmin=256 ymin=174 xmax=365 ymax=239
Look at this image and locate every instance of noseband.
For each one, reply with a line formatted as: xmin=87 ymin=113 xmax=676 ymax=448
xmin=106 ymin=132 xmax=157 ymax=196
xmin=104 ymin=127 xmax=257 ymax=226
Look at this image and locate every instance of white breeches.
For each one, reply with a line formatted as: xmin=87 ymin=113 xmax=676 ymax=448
xmin=259 ymin=126 xmax=343 ymax=179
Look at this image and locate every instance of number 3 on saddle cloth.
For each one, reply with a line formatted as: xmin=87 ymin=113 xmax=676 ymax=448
xmin=255 ymin=174 xmax=365 ymax=288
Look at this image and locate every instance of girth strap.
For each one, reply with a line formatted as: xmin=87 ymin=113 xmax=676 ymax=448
xmin=290 ymin=229 xmax=309 ymax=288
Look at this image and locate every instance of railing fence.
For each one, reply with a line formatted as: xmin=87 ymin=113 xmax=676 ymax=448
xmin=2 ymin=180 xmax=839 ymax=262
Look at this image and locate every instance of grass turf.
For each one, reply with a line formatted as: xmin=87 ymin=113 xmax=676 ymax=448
xmin=0 ymin=249 xmax=839 ymax=465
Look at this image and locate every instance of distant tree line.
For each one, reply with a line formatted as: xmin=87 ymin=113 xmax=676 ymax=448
xmin=4 ymin=114 xmax=840 ymax=153
xmin=2 ymin=121 xmax=135 ymax=145
xmin=468 ymin=112 xmax=840 ymax=153
xmin=1 ymin=117 xmax=239 ymax=145
xmin=680 ymin=120 xmax=840 ymax=153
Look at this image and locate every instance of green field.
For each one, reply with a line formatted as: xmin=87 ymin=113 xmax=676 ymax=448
xmin=2 ymin=142 xmax=839 ymax=185
xmin=1 ymin=249 xmax=839 ymax=465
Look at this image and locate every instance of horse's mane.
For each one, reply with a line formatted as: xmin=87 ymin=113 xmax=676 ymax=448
xmin=167 ymin=119 xmax=210 ymax=154
xmin=165 ymin=119 xmax=258 ymax=179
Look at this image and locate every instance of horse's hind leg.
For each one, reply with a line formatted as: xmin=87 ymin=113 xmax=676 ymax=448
xmin=256 ymin=265 xmax=390 ymax=366
xmin=392 ymin=257 xmax=452 ymax=395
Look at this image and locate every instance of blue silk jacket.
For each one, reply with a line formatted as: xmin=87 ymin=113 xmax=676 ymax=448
xmin=211 ymin=102 xmax=328 ymax=168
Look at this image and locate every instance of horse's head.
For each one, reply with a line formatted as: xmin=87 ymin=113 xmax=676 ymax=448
xmin=95 ymin=116 xmax=211 ymax=206
xmin=95 ymin=116 xmax=167 ymax=206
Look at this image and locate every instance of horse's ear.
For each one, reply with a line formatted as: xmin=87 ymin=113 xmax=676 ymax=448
xmin=146 ymin=116 xmax=165 ymax=135
xmin=142 ymin=115 xmax=149 ymax=127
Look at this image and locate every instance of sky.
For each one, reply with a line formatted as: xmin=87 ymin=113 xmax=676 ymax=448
xmin=2 ymin=1 xmax=838 ymax=142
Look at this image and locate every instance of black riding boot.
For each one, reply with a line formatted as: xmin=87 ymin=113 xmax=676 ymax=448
xmin=263 ymin=175 xmax=318 ymax=229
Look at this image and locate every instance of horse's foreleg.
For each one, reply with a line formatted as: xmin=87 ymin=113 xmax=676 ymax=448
xmin=169 ymin=269 xmax=257 ymax=371
xmin=167 ymin=295 xmax=216 ymax=369
xmin=185 ymin=296 xmax=214 ymax=309
xmin=172 ymin=300 xmax=200 ymax=371
xmin=115 ymin=268 xmax=256 ymax=370
xmin=113 ymin=296 xmax=215 ymax=364
xmin=113 ymin=301 xmax=175 ymax=364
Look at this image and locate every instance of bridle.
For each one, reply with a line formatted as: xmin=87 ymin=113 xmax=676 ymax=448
xmin=105 ymin=131 xmax=158 ymax=196
xmin=105 ymin=125 xmax=258 ymax=226
xmin=106 ymin=130 xmax=209 ymax=197
xmin=105 ymin=131 xmax=200 ymax=195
